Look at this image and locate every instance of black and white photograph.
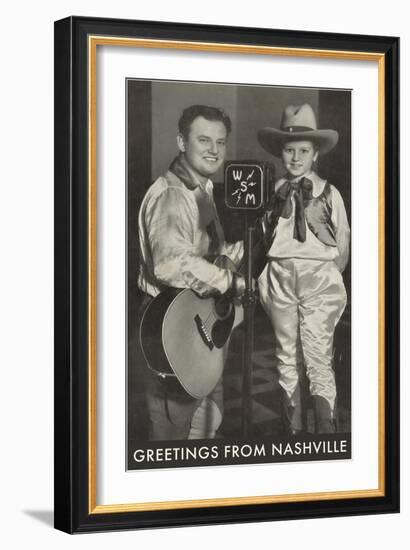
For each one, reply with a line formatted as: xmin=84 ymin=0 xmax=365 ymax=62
xmin=127 ymin=79 xmax=352 ymax=470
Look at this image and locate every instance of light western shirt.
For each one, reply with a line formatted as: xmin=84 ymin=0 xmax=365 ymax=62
xmin=138 ymin=169 xmax=243 ymax=297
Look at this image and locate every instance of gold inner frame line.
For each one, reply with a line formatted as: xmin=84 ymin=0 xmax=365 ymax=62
xmin=88 ymin=35 xmax=386 ymax=514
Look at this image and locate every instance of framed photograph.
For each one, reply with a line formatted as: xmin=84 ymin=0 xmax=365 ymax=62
xmin=54 ymin=16 xmax=399 ymax=533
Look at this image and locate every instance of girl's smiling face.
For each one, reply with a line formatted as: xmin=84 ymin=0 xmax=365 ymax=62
xmin=281 ymin=140 xmax=319 ymax=180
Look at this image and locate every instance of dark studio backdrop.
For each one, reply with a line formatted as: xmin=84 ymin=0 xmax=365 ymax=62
xmin=127 ymin=79 xmax=351 ymax=468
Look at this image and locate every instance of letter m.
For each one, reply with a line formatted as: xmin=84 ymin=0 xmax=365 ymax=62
xmin=245 ymin=193 xmax=256 ymax=205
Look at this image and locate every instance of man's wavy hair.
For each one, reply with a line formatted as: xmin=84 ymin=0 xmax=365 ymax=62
xmin=178 ymin=105 xmax=232 ymax=140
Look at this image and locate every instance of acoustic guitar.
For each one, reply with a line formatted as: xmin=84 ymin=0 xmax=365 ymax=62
xmin=139 ymin=256 xmax=243 ymax=399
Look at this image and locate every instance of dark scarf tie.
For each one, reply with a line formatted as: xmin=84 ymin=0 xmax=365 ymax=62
xmin=276 ymin=177 xmax=313 ymax=242
xmin=169 ymin=154 xmax=199 ymax=191
xmin=169 ymin=154 xmax=221 ymax=254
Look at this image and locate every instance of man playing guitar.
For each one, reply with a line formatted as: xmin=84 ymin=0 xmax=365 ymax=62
xmin=137 ymin=105 xmax=245 ymax=440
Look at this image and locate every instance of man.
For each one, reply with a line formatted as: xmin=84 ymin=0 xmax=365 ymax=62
xmin=138 ymin=105 xmax=245 ymax=440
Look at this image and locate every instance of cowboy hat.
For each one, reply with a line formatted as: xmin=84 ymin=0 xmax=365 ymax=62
xmin=257 ymin=103 xmax=339 ymax=158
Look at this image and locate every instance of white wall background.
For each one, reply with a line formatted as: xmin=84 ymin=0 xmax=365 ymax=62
xmin=0 ymin=0 xmax=407 ymax=546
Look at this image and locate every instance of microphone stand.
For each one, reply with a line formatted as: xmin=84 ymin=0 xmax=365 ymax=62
xmin=241 ymin=214 xmax=257 ymax=437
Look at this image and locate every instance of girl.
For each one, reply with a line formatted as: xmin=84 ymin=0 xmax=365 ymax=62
xmin=257 ymin=103 xmax=350 ymax=434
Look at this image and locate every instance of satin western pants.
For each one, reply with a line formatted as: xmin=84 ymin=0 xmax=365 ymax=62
xmin=258 ymin=259 xmax=347 ymax=413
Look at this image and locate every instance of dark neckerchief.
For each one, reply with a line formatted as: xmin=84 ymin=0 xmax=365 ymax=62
xmin=168 ymin=154 xmax=221 ymax=254
xmin=276 ymin=177 xmax=313 ymax=242
xmin=169 ymin=154 xmax=202 ymax=190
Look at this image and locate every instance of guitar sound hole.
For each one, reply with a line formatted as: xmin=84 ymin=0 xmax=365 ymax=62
xmin=215 ymin=298 xmax=231 ymax=319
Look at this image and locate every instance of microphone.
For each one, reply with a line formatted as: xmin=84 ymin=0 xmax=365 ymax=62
xmin=224 ymin=160 xmax=275 ymax=215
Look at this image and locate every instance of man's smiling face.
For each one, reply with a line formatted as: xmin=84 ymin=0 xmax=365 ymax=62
xmin=177 ymin=116 xmax=227 ymax=182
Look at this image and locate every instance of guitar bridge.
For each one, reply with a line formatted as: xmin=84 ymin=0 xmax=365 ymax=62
xmin=194 ymin=314 xmax=214 ymax=351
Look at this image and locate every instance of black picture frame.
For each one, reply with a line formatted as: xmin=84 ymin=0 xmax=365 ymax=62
xmin=54 ymin=15 xmax=400 ymax=533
